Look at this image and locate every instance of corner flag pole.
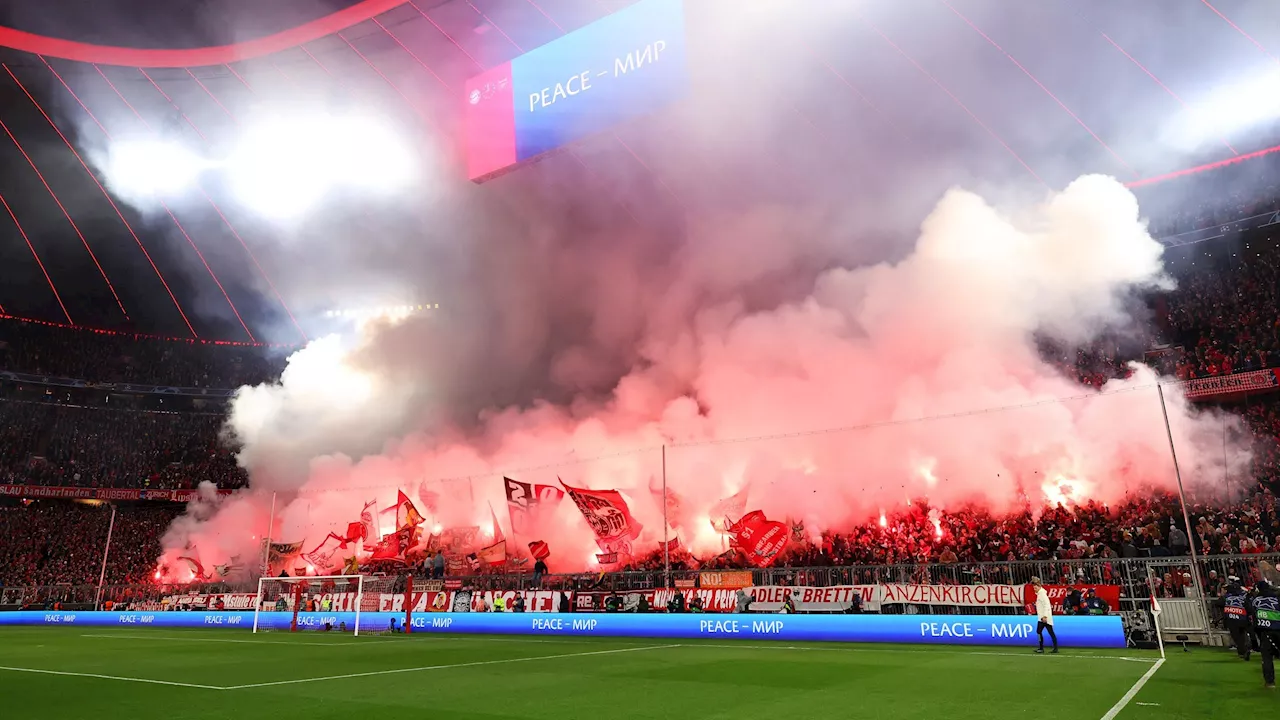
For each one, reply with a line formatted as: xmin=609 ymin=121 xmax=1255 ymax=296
xmin=94 ymin=504 xmax=117 ymax=610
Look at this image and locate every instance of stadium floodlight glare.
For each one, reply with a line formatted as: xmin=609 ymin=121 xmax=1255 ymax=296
xmin=106 ymin=140 xmax=206 ymax=197
xmin=227 ymin=118 xmax=331 ymax=219
xmin=228 ymin=114 xmax=416 ymax=218
xmin=327 ymin=115 xmax=416 ymax=193
xmin=1165 ymin=67 xmax=1280 ymax=151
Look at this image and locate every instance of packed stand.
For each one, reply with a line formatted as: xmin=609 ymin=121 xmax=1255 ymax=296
xmin=0 ymin=319 xmax=288 ymax=389
xmin=0 ymin=503 xmax=179 ymax=588
xmin=0 ymin=401 xmax=248 ymax=491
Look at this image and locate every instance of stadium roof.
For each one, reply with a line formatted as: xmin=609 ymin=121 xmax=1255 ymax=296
xmin=0 ymin=0 xmax=1276 ymax=344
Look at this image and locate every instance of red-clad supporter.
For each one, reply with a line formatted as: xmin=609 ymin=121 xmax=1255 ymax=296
xmin=0 ymin=402 xmax=247 ymax=491
xmin=0 ymin=503 xmax=179 ymax=587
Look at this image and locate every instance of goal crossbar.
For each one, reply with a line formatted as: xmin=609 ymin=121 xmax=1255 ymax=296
xmin=253 ymin=575 xmax=368 ymax=635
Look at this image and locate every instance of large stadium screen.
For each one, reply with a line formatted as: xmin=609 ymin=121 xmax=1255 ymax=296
xmin=464 ymin=0 xmax=689 ymax=182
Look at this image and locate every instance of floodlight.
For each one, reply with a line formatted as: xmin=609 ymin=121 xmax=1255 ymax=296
xmin=107 ymin=140 xmax=206 ymax=197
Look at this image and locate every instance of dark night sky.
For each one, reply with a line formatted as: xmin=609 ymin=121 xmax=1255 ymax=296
xmin=0 ymin=0 xmax=1276 ymax=344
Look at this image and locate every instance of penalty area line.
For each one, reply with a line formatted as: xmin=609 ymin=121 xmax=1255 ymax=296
xmin=1100 ymin=657 xmax=1164 ymax=720
xmin=222 ymin=643 xmax=683 ymax=690
xmin=0 ymin=665 xmax=224 ymax=690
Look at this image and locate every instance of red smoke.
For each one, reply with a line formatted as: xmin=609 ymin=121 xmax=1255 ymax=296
xmin=158 ymin=176 xmax=1249 ymax=576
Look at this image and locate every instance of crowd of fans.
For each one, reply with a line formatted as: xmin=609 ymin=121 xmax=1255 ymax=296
xmin=8 ymin=163 xmax=1280 ymax=594
xmin=0 ymin=401 xmax=247 ymax=491
xmin=0 ymin=320 xmax=288 ymax=389
xmin=0 ymin=503 xmax=180 ymax=588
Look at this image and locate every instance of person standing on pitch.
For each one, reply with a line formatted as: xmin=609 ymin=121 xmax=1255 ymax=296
xmin=1220 ymin=577 xmax=1252 ymax=660
xmin=1249 ymin=580 xmax=1280 ymax=688
xmin=1031 ymin=577 xmax=1058 ymax=654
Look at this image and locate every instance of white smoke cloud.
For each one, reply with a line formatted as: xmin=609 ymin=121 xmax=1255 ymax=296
xmin=159 ymin=174 xmax=1248 ymax=576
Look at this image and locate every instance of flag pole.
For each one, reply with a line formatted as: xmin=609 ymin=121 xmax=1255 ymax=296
xmin=260 ymin=492 xmax=277 ymax=577
xmin=1156 ymin=383 xmax=1211 ymax=625
xmin=662 ymin=444 xmax=670 ymax=588
xmin=94 ymin=504 xmax=117 ymax=610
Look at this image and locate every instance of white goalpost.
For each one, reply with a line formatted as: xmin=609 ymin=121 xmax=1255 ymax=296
xmin=253 ymin=575 xmax=379 ymax=636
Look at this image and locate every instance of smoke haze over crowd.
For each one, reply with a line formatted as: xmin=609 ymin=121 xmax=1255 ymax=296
xmin=157 ymin=174 xmax=1251 ymax=576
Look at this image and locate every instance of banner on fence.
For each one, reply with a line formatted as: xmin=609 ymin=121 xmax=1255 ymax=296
xmin=125 ymin=582 xmax=1117 ymax=616
xmin=0 ymin=485 xmax=234 ymax=502
xmin=1024 ymin=585 xmax=1122 ymax=615
xmin=1180 ymin=368 xmax=1280 ymax=400
xmin=699 ymin=571 xmax=753 ymax=589
xmin=879 ymin=584 xmax=1024 ymax=608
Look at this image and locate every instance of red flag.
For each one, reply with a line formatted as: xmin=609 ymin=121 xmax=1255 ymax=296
xmin=344 ymin=522 xmax=366 ymax=546
xmin=478 ymin=539 xmax=507 ymax=565
xmin=360 ymin=500 xmax=379 ymax=551
xmin=370 ymin=533 xmax=403 ymax=561
xmin=177 ymin=556 xmax=206 ymax=581
xmin=392 ymin=490 xmax=424 ymax=530
xmin=504 ymin=477 xmax=564 ymax=537
xmin=560 ymin=480 xmax=642 ymax=550
xmin=303 ymin=534 xmax=347 ymax=572
xmin=727 ymin=510 xmax=788 ymax=567
xmin=528 ymin=540 xmax=550 ymax=560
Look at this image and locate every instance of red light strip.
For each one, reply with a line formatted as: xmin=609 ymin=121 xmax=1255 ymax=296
xmin=0 ymin=113 xmax=130 ymax=319
xmin=1124 ymin=142 xmax=1280 ymax=189
xmin=466 ymin=1 xmax=524 ymax=51
xmin=0 ymin=191 xmax=72 ymax=324
xmin=0 ymin=313 xmax=293 ymax=347
xmin=408 ymin=0 xmax=483 ymax=70
xmin=803 ymin=44 xmax=911 ymax=145
xmin=863 ymin=17 xmax=1046 ymax=188
xmin=371 ymin=17 xmax=450 ymax=92
xmin=180 ymin=65 xmax=310 ymax=343
xmin=12 ymin=61 xmax=199 ymax=338
xmin=0 ymin=0 xmax=409 ymax=67
xmin=940 ymin=1 xmax=1138 ymax=179
xmin=335 ymin=32 xmax=441 ymax=132
xmin=135 ymin=68 xmax=208 ymax=141
xmin=1101 ymin=32 xmax=1238 ymax=157
xmin=524 ymin=0 xmax=566 ymax=33
xmin=183 ymin=68 xmax=236 ymax=120
xmin=131 ymin=68 xmax=257 ymax=342
xmin=1199 ymin=0 xmax=1280 ymax=67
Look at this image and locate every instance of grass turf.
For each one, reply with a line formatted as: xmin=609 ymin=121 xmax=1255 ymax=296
xmin=0 ymin=627 xmax=1273 ymax=718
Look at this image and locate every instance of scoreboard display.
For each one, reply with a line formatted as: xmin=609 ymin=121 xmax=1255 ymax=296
xmin=464 ymin=0 xmax=689 ymax=182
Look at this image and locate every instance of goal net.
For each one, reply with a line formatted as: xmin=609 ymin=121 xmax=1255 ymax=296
xmin=252 ymin=575 xmax=401 ymax=635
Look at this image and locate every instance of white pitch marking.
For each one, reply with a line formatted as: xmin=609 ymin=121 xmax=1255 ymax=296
xmin=1100 ymin=658 xmax=1165 ymax=720
xmin=1134 ymin=702 xmax=1160 ymax=707
xmin=680 ymin=643 xmax=1159 ymax=663
xmin=222 ymin=643 xmax=682 ymax=690
xmin=0 ymin=665 xmax=224 ymax=690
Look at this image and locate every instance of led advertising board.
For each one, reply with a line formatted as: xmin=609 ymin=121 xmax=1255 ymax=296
xmin=464 ymin=0 xmax=689 ymax=181
xmin=0 ymin=611 xmax=1126 ymax=647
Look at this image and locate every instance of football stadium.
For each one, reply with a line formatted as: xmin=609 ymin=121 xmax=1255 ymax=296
xmin=2 ymin=0 xmax=1280 ymax=717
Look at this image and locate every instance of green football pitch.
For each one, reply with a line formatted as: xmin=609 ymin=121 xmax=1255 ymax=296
xmin=0 ymin=628 xmax=1273 ymax=719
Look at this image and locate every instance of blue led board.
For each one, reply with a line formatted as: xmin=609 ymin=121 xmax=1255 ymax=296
xmin=0 ymin=611 xmax=1126 ymax=647
xmin=465 ymin=0 xmax=688 ymax=181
